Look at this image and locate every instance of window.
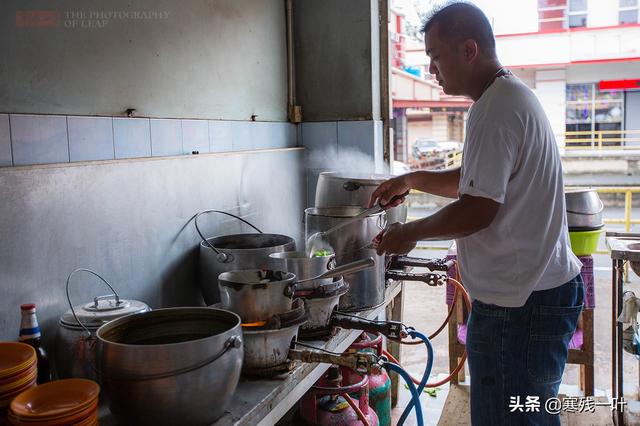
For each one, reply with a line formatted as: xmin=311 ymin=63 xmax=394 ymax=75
xmin=538 ymin=0 xmax=567 ymax=31
xmin=568 ymin=0 xmax=587 ymax=28
xmin=620 ymin=0 xmax=639 ymax=24
xmin=566 ymin=83 xmax=624 ymax=146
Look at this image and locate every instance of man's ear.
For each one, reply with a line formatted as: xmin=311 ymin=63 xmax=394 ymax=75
xmin=463 ymin=39 xmax=478 ymax=63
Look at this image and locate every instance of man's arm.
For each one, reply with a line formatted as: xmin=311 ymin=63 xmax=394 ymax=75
xmin=375 ymin=194 xmax=500 ymax=255
xmin=368 ymin=167 xmax=461 ymax=208
xmin=407 ymin=168 xmax=461 ymax=199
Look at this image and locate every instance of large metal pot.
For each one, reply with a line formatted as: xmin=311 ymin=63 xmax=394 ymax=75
xmin=315 ymin=172 xmax=408 ymax=224
xmin=305 ymin=207 xmax=386 ymax=311
xmin=269 ymin=251 xmax=335 ymax=291
xmin=56 ymin=269 xmax=150 ymax=382
xmin=196 ymin=210 xmax=295 ymax=305
xmin=218 ymin=270 xmax=297 ymax=323
xmin=565 ymin=189 xmax=604 ymax=229
xmin=97 ymin=307 xmax=243 ymax=426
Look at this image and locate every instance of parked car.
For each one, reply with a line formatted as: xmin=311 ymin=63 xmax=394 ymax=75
xmin=412 ymin=139 xmax=462 ymax=159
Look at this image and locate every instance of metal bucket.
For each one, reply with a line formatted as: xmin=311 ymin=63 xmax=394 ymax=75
xmin=97 ymin=307 xmax=243 ymax=426
xmin=196 ymin=210 xmax=295 ymax=305
xmin=304 ymin=207 xmax=386 ymax=311
xmin=315 ymin=172 xmax=408 ymax=224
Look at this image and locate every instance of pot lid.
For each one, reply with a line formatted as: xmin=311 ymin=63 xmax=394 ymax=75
xmin=320 ymin=172 xmax=393 ymax=187
xmin=60 ymin=296 xmax=150 ymax=329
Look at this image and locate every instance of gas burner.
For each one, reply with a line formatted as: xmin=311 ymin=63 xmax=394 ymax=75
xmin=295 ymin=276 xmax=348 ymax=299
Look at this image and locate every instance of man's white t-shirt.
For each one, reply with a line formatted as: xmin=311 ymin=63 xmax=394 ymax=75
xmin=456 ymin=73 xmax=582 ymax=308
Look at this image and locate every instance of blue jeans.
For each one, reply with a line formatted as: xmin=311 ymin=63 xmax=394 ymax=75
xmin=466 ymin=275 xmax=584 ymax=425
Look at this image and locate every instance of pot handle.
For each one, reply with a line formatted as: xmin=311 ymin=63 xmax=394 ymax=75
xmin=65 ymin=268 xmax=121 ymax=338
xmin=194 ymin=210 xmax=263 ymax=262
xmin=284 ymin=282 xmax=297 ymax=299
xmin=103 ymin=335 xmax=242 ymax=382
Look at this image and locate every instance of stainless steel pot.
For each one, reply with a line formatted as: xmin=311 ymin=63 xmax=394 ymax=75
xmin=97 ymin=307 xmax=243 ymax=426
xmin=196 ymin=210 xmax=295 ymax=305
xmin=56 ymin=269 xmax=150 ymax=381
xmin=218 ymin=270 xmax=297 ymax=323
xmin=218 ymin=258 xmax=374 ymax=322
xmin=241 ymin=300 xmax=307 ymax=372
xmin=305 ymin=207 xmax=386 ymax=311
xmin=565 ymin=189 xmax=604 ymax=229
xmin=315 ymin=172 xmax=408 ymax=224
xmin=298 ymin=277 xmax=347 ymax=332
xmin=269 ymin=251 xmax=335 ymax=291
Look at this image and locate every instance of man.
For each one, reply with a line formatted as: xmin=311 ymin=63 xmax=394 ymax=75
xmin=370 ymin=2 xmax=583 ymax=425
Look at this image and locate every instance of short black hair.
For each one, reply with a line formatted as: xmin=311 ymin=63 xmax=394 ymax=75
xmin=420 ymin=1 xmax=496 ymax=56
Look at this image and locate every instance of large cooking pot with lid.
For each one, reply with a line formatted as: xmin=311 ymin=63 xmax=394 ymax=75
xmin=315 ymin=172 xmax=408 ymax=224
xmin=55 ymin=268 xmax=150 ymax=381
xmin=196 ymin=209 xmax=295 ymax=305
xmin=565 ymin=189 xmax=604 ymax=229
xmin=97 ymin=307 xmax=243 ymax=426
xmin=305 ymin=206 xmax=386 ymax=311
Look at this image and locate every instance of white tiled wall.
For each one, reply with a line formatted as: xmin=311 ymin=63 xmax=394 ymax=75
xmin=300 ymin=119 xmax=384 ymax=207
xmin=0 ymin=114 xmax=298 ymax=167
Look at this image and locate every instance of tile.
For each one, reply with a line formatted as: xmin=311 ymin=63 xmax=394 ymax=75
xmin=249 ymin=122 xmax=270 ymax=150
xmin=113 ymin=118 xmax=151 ymax=159
xmin=0 ymin=114 xmax=11 ymax=166
xmin=10 ymin=114 xmax=69 ymax=166
xmin=209 ymin=120 xmax=233 ymax=152
xmin=231 ymin=121 xmax=254 ymax=151
xmin=181 ymin=120 xmax=209 ymax=154
xmin=67 ymin=116 xmax=114 ymax=162
xmin=301 ymin=122 xmax=338 ymax=151
xmin=302 ymin=122 xmax=338 ymax=169
xmin=267 ymin=123 xmax=296 ymax=149
xmin=150 ymin=119 xmax=182 ymax=157
xmin=337 ymin=120 xmax=377 ymax=174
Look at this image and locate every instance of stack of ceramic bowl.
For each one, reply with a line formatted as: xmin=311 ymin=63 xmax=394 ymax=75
xmin=0 ymin=343 xmax=37 ymax=422
xmin=269 ymin=252 xmax=348 ymax=339
xmin=218 ymin=269 xmax=308 ymax=376
xmin=8 ymin=379 xmax=99 ymax=426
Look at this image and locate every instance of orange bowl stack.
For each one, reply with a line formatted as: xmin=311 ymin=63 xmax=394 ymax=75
xmin=0 ymin=343 xmax=38 ymax=423
xmin=7 ymin=379 xmax=99 ymax=426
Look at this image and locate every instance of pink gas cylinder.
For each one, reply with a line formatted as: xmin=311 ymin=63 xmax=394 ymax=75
xmin=300 ymin=365 xmax=379 ymax=425
xmin=343 ymin=333 xmax=391 ymax=426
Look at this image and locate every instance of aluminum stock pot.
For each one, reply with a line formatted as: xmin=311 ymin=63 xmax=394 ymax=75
xmin=195 ymin=209 xmax=295 ymax=305
xmin=315 ymin=172 xmax=408 ymax=224
xmin=97 ymin=307 xmax=243 ymax=426
xmin=304 ymin=206 xmax=386 ymax=311
xmin=55 ymin=269 xmax=150 ymax=382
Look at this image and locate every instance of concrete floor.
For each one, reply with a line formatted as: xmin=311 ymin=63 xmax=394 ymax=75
xmin=389 ymin=217 xmax=640 ymax=425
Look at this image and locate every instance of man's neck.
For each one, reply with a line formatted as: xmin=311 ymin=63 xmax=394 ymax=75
xmin=468 ymin=61 xmax=504 ymax=101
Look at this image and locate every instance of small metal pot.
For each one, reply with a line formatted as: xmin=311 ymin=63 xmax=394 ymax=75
xmin=269 ymin=251 xmax=335 ymax=291
xmin=55 ymin=269 xmax=150 ymax=381
xmin=241 ymin=300 xmax=307 ymax=372
xmin=297 ymin=277 xmax=348 ymax=332
xmin=97 ymin=307 xmax=243 ymax=426
xmin=196 ymin=210 xmax=295 ymax=305
xmin=218 ymin=270 xmax=297 ymax=323
xmin=565 ymin=189 xmax=604 ymax=229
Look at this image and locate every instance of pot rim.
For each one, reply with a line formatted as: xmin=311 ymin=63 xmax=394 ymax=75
xmin=304 ymin=206 xmax=384 ymax=218
xmin=96 ymin=307 xmax=241 ymax=348
xmin=218 ymin=269 xmax=296 ymax=288
xmin=199 ymin=233 xmax=295 ymax=251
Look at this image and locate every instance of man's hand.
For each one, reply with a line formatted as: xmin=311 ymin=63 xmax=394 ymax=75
xmin=373 ymin=223 xmax=417 ymax=256
xmin=368 ymin=174 xmax=412 ymax=209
